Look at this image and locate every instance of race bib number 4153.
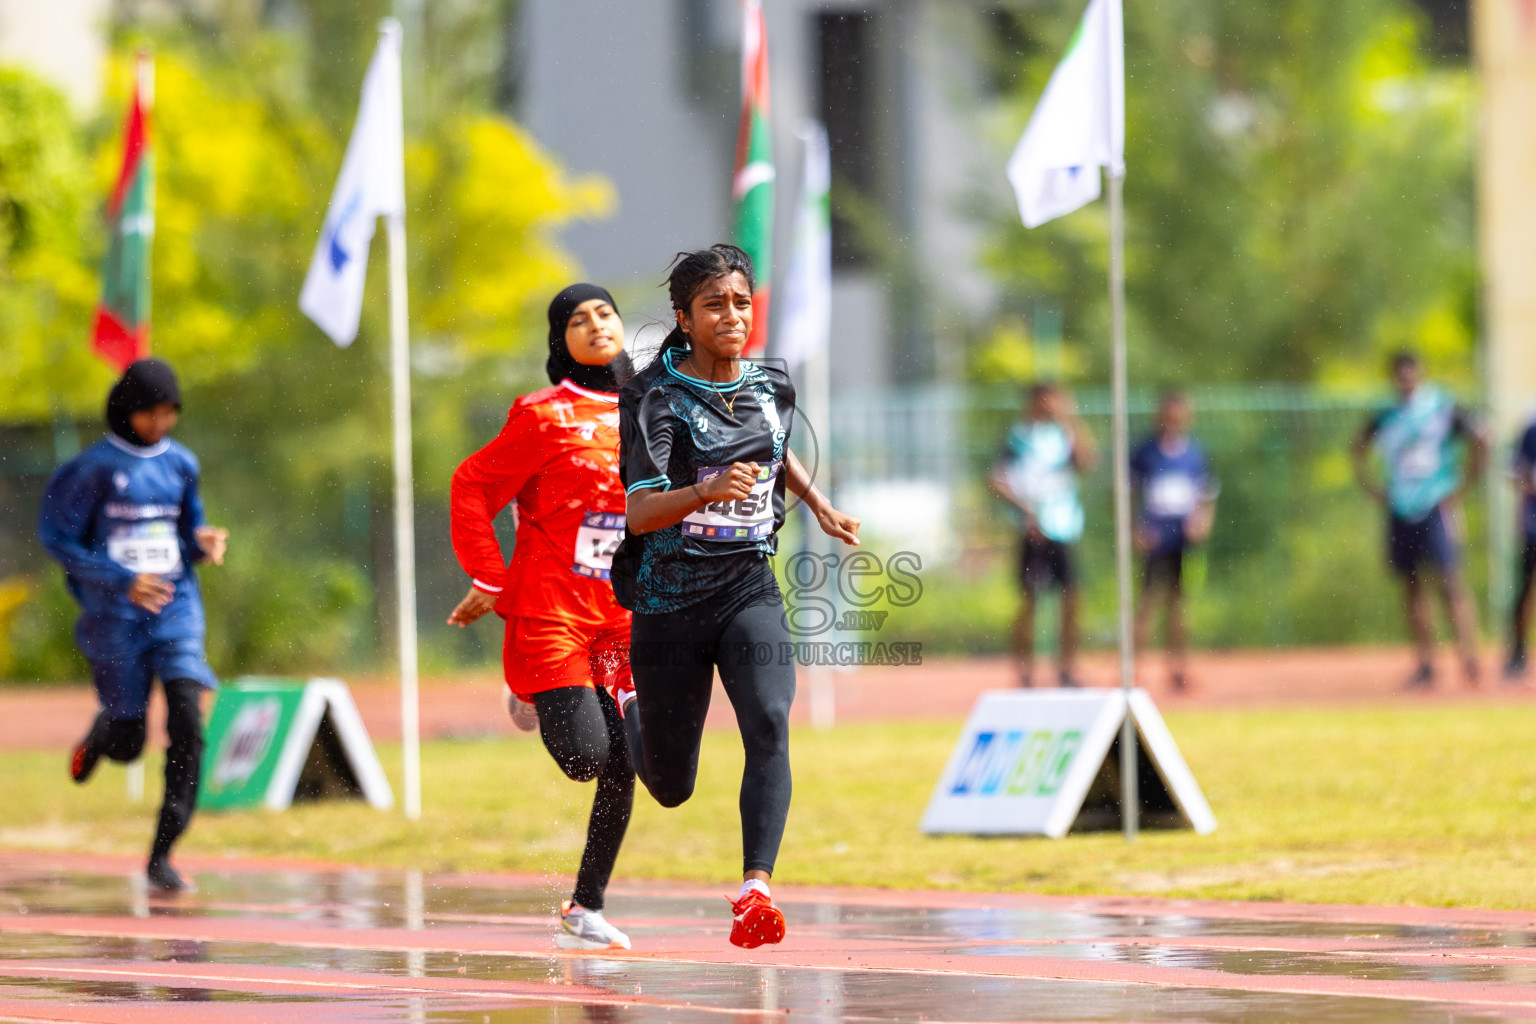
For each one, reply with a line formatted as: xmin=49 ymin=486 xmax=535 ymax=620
xmin=572 ymin=511 xmax=625 ymax=580
xmin=682 ymin=462 xmax=780 ymax=542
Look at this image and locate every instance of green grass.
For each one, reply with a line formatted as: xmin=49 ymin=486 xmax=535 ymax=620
xmin=6 ymin=705 xmax=1536 ymax=908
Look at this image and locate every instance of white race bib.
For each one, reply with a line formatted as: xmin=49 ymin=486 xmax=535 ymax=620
xmin=1146 ymin=474 xmax=1198 ymax=518
xmin=107 ymin=521 xmax=182 ymax=575
xmin=572 ymin=511 xmax=625 ymax=580
xmin=682 ymin=462 xmax=780 ymax=542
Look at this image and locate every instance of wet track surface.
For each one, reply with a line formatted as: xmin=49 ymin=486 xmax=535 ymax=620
xmin=2 ymin=853 xmax=1536 ymax=1022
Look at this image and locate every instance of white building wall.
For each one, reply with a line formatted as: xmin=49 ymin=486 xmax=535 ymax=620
xmin=0 ymin=0 xmax=111 ymax=111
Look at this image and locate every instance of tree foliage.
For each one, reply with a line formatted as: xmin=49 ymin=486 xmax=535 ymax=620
xmin=981 ymin=0 xmax=1475 ymax=387
xmin=0 ymin=71 xmax=100 ymax=421
xmin=1 ymin=4 xmax=611 ymax=679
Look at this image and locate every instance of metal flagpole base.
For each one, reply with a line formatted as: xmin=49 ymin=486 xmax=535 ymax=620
xmin=1107 ymin=169 xmax=1137 ymax=843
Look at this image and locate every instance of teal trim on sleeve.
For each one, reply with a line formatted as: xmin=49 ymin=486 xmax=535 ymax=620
xmin=626 ymin=476 xmax=671 ymax=495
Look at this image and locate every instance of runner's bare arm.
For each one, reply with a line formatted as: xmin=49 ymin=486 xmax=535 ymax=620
xmin=1350 ymin=428 xmax=1387 ymax=504
xmin=785 ymin=450 xmax=860 ymax=545
xmin=1516 ymin=461 xmax=1536 ymax=498
xmin=626 ymin=463 xmax=757 ymax=534
xmin=127 ymin=574 xmax=176 ymax=614
xmin=1069 ymin=424 xmax=1098 ymax=472
xmin=447 ymin=587 xmax=498 ymax=627
xmin=194 ymin=526 xmax=228 ymax=566
xmin=989 ymin=466 xmax=1032 ymax=518
xmin=1453 ymin=418 xmax=1489 ymax=501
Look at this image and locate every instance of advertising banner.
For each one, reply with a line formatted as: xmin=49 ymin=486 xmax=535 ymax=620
xmin=200 ymin=677 xmax=393 ymax=813
xmin=921 ymin=689 xmax=1215 ymax=838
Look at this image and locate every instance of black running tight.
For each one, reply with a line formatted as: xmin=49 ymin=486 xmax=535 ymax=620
xmin=531 ymin=684 xmax=633 ymax=911
xmin=626 ymin=592 xmax=795 ymax=876
xmin=87 ymin=678 xmax=205 ymax=863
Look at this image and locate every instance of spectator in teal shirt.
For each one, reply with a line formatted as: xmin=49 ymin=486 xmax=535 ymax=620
xmin=991 ymin=383 xmax=1097 ymax=688
xmin=1352 ymin=352 xmax=1486 ymax=690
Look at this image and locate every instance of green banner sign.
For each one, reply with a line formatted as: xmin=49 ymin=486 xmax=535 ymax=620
xmin=198 ymin=677 xmax=394 ymax=813
xmin=200 ymin=678 xmax=307 ymax=811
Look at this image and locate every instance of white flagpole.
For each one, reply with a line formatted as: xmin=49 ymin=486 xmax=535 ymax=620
xmin=378 ymin=17 xmax=420 ymax=823
xmin=388 ymin=206 xmax=420 ymax=822
xmin=1107 ymin=169 xmax=1137 ymax=842
xmin=387 ymin=216 xmax=420 ymax=824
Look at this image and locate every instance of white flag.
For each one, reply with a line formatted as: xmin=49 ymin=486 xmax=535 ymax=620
xmin=774 ymin=121 xmax=832 ymax=371
xmin=300 ymin=21 xmax=406 ymax=347
xmin=1006 ymin=0 xmax=1124 ymax=228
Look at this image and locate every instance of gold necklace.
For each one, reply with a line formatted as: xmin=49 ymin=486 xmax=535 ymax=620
xmin=686 ymin=351 xmax=744 ymax=417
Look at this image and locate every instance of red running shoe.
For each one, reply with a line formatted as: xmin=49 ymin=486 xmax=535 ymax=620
xmin=728 ymin=889 xmax=785 ymax=949
xmin=607 ymin=664 xmax=636 ymax=718
xmin=70 ymin=739 xmax=98 ymax=784
xmin=70 ymin=712 xmax=108 ymax=784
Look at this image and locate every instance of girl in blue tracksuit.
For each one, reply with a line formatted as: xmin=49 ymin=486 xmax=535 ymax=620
xmin=38 ymin=359 xmax=228 ymax=893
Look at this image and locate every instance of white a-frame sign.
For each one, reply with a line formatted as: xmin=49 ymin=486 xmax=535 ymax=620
xmin=200 ymin=677 xmax=394 ymax=814
xmin=921 ymin=689 xmax=1215 ymax=837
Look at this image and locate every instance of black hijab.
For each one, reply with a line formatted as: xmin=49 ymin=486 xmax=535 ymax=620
xmin=545 ymin=283 xmax=632 ymax=393
xmin=106 ymin=358 xmax=182 ymax=447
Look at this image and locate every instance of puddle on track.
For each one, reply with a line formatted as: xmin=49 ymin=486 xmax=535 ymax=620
xmin=2 ymin=859 xmax=1535 ymax=1023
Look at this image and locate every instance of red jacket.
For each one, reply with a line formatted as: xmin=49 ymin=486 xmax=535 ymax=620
xmin=450 ymin=380 xmax=628 ymax=628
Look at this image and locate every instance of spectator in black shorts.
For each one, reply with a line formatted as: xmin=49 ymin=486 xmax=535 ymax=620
xmin=1351 ymin=352 xmax=1485 ymax=690
xmin=990 ymin=383 xmax=1097 ymax=688
xmin=1130 ymin=392 xmax=1216 ymax=692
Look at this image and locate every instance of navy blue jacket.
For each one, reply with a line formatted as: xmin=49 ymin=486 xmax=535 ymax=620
xmin=38 ymin=436 xmax=210 ymax=660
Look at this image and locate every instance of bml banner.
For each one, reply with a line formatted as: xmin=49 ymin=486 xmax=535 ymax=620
xmin=921 ymin=689 xmax=1215 ymax=838
xmin=199 ymin=677 xmax=394 ymax=813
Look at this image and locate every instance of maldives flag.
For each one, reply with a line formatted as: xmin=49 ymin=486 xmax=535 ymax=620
xmin=92 ymin=55 xmax=155 ymax=371
xmin=732 ymin=0 xmax=774 ymax=356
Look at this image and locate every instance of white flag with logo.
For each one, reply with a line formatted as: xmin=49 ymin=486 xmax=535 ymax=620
xmin=774 ymin=120 xmax=831 ymax=371
xmin=300 ymin=22 xmax=405 ymax=347
xmin=1005 ymin=0 xmax=1124 ymax=228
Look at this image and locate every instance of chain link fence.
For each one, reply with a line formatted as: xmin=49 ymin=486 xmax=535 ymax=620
xmin=817 ymin=384 xmax=1503 ymax=655
xmin=0 ymin=383 xmax=1514 ymax=678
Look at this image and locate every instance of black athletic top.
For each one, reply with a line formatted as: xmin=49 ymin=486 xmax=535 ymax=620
xmin=612 ymin=348 xmax=795 ymax=615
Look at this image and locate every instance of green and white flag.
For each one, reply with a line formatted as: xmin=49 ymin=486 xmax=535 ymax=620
xmin=733 ymin=0 xmax=774 ymax=356
xmin=91 ymin=55 xmax=154 ymax=371
xmin=774 ymin=120 xmax=830 ymax=372
xmin=1006 ymin=0 xmax=1124 ymax=228
xmin=300 ymin=23 xmax=405 ymax=347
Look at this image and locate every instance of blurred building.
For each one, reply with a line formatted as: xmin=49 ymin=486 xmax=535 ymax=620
xmin=0 ymin=0 xmax=112 ymax=111
xmin=515 ymin=0 xmax=1008 ymax=392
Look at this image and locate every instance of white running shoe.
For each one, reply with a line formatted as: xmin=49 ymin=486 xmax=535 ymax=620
xmin=507 ymin=692 xmax=538 ymax=732
xmin=555 ymin=900 xmax=631 ymax=950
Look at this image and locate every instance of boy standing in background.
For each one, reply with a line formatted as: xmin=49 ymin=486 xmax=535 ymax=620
xmin=1352 ymin=352 xmax=1484 ymax=690
xmin=1131 ymin=391 xmax=1217 ymax=692
xmin=991 ymin=383 xmax=1097 ymax=688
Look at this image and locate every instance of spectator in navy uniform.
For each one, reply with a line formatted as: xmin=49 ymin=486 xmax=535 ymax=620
xmin=1130 ymin=392 xmax=1217 ymax=692
xmin=38 ymin=359 xmax=228 ymax=893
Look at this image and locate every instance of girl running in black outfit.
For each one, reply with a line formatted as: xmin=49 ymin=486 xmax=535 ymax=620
xmin=612 ymin=244 xmax=860 ymax=948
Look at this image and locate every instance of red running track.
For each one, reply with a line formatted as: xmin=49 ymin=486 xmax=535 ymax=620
xmin=2 ymin=851 xmax=1535 ymax=1022
xmin=3 ymin=647 xmax=1532 ymax=752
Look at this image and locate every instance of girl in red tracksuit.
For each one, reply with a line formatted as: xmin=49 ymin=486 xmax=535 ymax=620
xmin=448 ymin=283 xmax=635 ymax=951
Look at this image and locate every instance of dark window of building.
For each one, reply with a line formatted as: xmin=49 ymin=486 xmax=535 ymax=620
xmin=980 ymin=5 xmax=1044 ymax=97
xmin=1409 ymin=0 xmax=1468 ymax=61
xmin=818 ymin=11 xmax=877 ymax=268
xmin=679 ymin=0 xmax=733 ymax=105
